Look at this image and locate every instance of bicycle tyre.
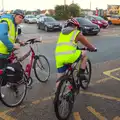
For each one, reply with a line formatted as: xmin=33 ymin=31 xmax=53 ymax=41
xmin=33 ymin=55 xmax=50 ymax=83
xmin=54 ymin=75 xmax=74 ymax=120
xmin=80 ymin=58 xmax=92 ymax=90
xmin=0 ymin=77 xmax=27 ymax=107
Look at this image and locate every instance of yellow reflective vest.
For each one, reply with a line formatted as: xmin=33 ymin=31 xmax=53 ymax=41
xmin=55 ymin=29 xmax=81 ymax=68
xmin=0 ymin=18 xmax=18 ymax=54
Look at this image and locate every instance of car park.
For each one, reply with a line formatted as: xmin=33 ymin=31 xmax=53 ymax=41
xmin=85 ymin=15 xmax=108 ymax=28
xmin=37 ymin=16 xmax=62 ymax=32
xmin=75 ymin=17 xmax=100 ymax=35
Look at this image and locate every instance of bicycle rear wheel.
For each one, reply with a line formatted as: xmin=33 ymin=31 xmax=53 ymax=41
xmin=0 ymin=77 xmax=27 ymax=107
xmin=33 ymin=55 xmax=50 ymax=83
xmin=80 ymin=58 xmax=92 ymax=90
xmin=54 ymin=75 xmax=74 ymax=120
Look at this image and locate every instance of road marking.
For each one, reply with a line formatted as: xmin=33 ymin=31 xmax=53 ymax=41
xmin=0 ymin=109 xmax=16 ymax=120
xmin=32 ymin=95 xmax=54 ymax=105
xmin=73 ymin=112 xmax=82 ymax=120
xmin=96 ymin=77 xmax=111 ymax=84
xmin=81 ymin=91 xmax=120 ymax=102
xmin=0 ymin=76 xmax=117 ymax=119
xmin=87 ymin=106 xmax=107 ymax=120
xmin=32 ymin=100 xmax=41 ymax=105
xmin=113 ymin=116 xmax=120 ymax=120
xmin=103 ymin=67 xmax=120 ymax=81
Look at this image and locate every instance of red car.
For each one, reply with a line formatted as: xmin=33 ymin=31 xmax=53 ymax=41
xmin=85 ymin=15 xmax=109 ymax=28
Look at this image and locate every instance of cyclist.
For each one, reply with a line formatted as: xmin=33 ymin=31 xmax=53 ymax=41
xmin=0 ymin=9 xmax=25 ymax=97
xmin=55 ymin=18 xmax=97 ymax=88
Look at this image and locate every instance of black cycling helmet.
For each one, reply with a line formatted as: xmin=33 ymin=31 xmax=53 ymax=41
xmin=13 ymin=9 xmax=24 ymax=18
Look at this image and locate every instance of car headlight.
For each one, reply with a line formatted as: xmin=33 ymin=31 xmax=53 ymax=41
xmin=47 ymin=24 xmax=53 ymax=27
xmin=97 ymin=25 xmax=100 ymax=29
xmin=98 ymin=21 xmax=102 ymax=24
xmin=59 ymin=23 xmax=62 ymax=27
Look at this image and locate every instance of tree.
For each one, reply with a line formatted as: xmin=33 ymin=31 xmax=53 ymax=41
xmin=55 ymin=5 xmax=70 ymax=20
xmin=36 ymin=9 xmax=41 ymax=15
xmin=68 ymin=3 xmax=81 ymax=17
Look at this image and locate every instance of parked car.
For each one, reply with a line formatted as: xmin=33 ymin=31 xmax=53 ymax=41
xmin=85 ymin=15 xmax=108 ymax=28
xmin=24 ymin=15 xmax=37 ymax=23
xmin=36 ymin=14 xmax=46 ymax=23
xmin=37 ymin=16 xmax=62 ymax=32
xmin=107 ymin=15 xmax=120 ymax=25
xmin=75 ymin=17 xmax=100 ymax=35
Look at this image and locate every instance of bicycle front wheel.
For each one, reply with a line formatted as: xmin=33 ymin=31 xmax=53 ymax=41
xmin=54 ymin=75 xmax=74 ymax=120
xmin=80 ymin=58 xmax=92 ymax=90
xmin=33 ymin=55 xmax=50 ymax=83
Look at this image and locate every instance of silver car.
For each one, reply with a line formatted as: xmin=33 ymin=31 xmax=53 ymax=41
xmin=24 ymin=15 xmax=37 ymax=23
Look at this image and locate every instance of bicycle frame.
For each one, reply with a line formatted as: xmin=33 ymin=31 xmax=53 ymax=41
xmin=9 ymin=45 xmax=35 ymax=78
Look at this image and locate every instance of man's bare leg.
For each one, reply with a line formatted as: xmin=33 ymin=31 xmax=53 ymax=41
xmin=80 ymin=50 xmax=87 ymax=70
xmin=56 ymin=73 xmax=64 ymax=88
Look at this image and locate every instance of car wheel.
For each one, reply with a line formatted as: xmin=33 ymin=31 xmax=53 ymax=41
xmin=28 ymin=20 xmax=30 ymax=24
xmin=108 ymin=20 xmax=112 ymax=25
xmin=37 ymin=24 xmax=40 ymax=29
xmin=45 ymin=26 xmax=48 ymax=32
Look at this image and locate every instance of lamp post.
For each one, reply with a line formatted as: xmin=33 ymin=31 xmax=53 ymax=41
xmin=2 ymin=0 xmax=4 ymax=12
xmin=90 ymin=0 xmax=91 ymax=10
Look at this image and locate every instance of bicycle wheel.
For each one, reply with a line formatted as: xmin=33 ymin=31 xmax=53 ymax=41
xmin=0 ymin=76 xmax=27 ymax=107
xmin=33 ymin=55 xmax=50 ymax=83
xmin=54 ymin=75 xmax=75 ymax=120
xmin=80 ymin=58 xmax=92 ymax=90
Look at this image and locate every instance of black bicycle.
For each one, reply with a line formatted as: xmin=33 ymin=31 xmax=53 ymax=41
xmin=54 ymin=47 xmax=97 ymax=120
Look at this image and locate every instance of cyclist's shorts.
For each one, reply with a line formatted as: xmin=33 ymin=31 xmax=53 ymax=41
xmin=56 ymin=50 xmax=82 ymax=73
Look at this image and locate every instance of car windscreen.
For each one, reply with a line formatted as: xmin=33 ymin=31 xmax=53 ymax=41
xmin=76 ymin=18 xmax=92 ymax=25
xmin=44 ymin=17 xmax=56 ymax=22
xmin=94 ymin=16 xmax=104 ymax=20
xmin=28 ymin=15 xmax=36 ymax=18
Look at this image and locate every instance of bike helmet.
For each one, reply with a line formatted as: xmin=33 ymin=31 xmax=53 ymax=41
xmin=66 ymin=18 xmax=80 ymax=28
xmin=13 ymin=9 xmax=24 ymax=18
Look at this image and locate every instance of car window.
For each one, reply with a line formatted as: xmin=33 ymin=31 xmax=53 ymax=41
xmin=44 ymin=17 xmax=56 ymax=22
xmin=111 ymin=16 xmax=119 ymax=18
xmin=77 ymin=18 xmax=92 ymax=24
xmin=28 ymin=15 xmax=36 ymax=18
xmin=93 ymin=16 xmax=104 ymax=20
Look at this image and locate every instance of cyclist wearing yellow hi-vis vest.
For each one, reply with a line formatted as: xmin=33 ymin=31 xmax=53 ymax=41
xmin=55 ymin=18 xmax=97 ymax=87
xmin=0 ymin=9 xmax=24 ymax=69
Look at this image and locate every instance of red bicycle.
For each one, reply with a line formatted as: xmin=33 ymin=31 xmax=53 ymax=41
xmin=0 ymin=38 xmax=50 ymax=107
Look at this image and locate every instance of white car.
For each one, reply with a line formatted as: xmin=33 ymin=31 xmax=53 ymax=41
xmin=24 ymin=15 xmax=37 ymax=23
xmin=36 ymin=14 xmax=46 ymax=23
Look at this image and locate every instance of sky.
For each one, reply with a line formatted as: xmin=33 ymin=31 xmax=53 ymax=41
xmin=0 ymin=0 xmax=120 ymax=11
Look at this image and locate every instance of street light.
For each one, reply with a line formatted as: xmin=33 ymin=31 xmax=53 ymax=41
xmin=2 ymin=0 xmax=4 ymax=11
xmin=90 ymin=0 xmax=91 ymax=10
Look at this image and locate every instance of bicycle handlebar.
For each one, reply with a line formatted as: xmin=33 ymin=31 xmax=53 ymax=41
xmin=23 ymin=38 xmax=42 ymax=46
xmin=78 ymin=47 xmax=97 ymax=52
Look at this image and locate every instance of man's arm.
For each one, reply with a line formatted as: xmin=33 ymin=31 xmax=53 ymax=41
xmin=75 ymin=32 xmax=95 ymax=50
xmin=0 ymin=23 xmax=14 ymax=52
